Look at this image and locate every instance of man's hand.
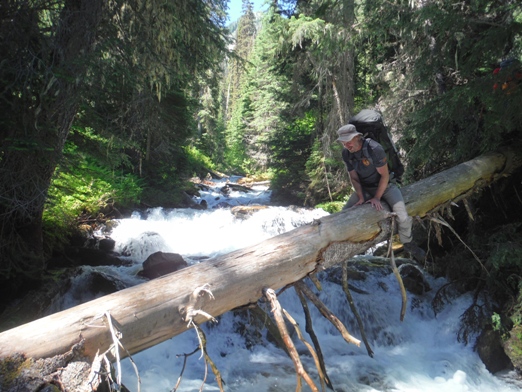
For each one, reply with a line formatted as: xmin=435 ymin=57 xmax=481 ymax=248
xmin=366 ymin=197 xmax=383 ymax=210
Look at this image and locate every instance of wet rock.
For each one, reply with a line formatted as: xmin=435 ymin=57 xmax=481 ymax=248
xmin=501 ymin=324 xmax=522 ymax=373
xmin=89 ymin=270 xmax=128 ymax=295
xmin=227 ymin=183 xmax=252 ymax=192
xmin=214 ymin=201 xmax=232 ymax=209
xmin=120 ymin=231 xmax=166 ymax=257
xmin=0 ymin=271 xmax=73 ymax=332
xmin=47 ymin=247 xmax=125 ymax=269
xmin=399 ymin=264 xmax=431 ymax=295
xmin=0 ymin=268 xmax=128 ymax=332
xmin=138 ymin=251 xmax=188 ymax=279
xmin=190 ymin=199 xmax=208 ymax=210
xmin=98 ymin=238 xmax=115 ymax=252
xmin=231 ymin=205 xmax=268 ymax=219
xmin=476 ymin=329 xmax=514 ymax=373
xmin=180 ymin=191 xmax=200 ymax=208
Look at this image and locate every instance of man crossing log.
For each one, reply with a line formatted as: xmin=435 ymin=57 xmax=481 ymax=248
xmin=0 ymin=149 xmax=520 ymax=389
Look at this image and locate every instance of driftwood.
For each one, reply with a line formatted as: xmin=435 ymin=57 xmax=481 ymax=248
xmin=0 ymin=150 xmax=520 ymax=375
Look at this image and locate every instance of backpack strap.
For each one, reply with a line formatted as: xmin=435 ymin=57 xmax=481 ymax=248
xmin=348 ymin=138 xmax=373 ymax=168
xmin=361 ymin=138 xmax=373 ymax=165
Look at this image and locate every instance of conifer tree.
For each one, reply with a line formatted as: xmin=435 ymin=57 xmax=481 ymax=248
xmin=359 ymin=0 xmax=522 ymax=180
xmin=0 ymin=0 xmax=230 ymax=276
xmin=223 ymin=0 xmax=259 ymax=171
xmin=245 ymin=4 xmax=293 ymax=172
xmin=244 ymin=0 xmax=357 ymax=202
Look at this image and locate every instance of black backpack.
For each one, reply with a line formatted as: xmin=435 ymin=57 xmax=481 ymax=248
xmin=348 ymin=109 xmax=405 ymax=184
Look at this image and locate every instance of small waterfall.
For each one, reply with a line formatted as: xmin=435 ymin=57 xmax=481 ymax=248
xmin=109 ymin=205 xmax=328 ymax=262
xmin=118 ymin=263 xmax=519 ymax=392
xmin=55 ymin=177 xmax=520 ymax=391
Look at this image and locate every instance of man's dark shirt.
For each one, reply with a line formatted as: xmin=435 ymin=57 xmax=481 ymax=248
xmin=342 ymin=138 xmax=387 ymax=188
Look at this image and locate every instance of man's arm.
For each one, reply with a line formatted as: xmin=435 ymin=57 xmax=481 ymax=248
xmin=366 ymin=165 xmax=389 ymax=210
xmin=348 ymin=169 xmax=365 ymax=206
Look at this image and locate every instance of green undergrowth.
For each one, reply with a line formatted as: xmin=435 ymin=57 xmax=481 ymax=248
xmin=184 ymin=145 xmax=217 ymax=175
xmin=315 ymin=200 xmax=345 ymax=214
xmin=43 ymin=141 xmax=143 ymax=254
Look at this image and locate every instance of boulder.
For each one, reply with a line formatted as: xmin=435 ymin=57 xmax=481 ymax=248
xmin=138 ymin=251 xmax=188 ymax=279
xmin=47 ymin=247 xmax=126 ymax=269
xmin=501 ymin=324 xmax=522 ymax=373
xmin=398 ymin=264 xmax=431 ymax=295
xmin=98 ymin=238 xmax=115 ymax=252
xmin=231 ymin=205 xmax=268 ymax=219
xmin=0 ymin=268 xmax=129 ymax=332
xmin=475 ymin=329 xmax=514 ymax=373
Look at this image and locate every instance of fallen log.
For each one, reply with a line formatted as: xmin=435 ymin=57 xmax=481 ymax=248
xmin=0 ymin=150 xmax=520 ymax=366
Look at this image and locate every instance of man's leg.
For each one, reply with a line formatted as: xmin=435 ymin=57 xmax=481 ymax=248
xmin=382 ymin=185 xmax=426 ymax=261
xmin=381 ymin=185 xmax=412 ymax=244
xmin=342 ymin=190 xmax=371 ymax=210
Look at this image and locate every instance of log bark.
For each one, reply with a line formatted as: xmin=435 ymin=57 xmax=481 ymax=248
xmin=0 ymin=150 xmax=520 ymax=364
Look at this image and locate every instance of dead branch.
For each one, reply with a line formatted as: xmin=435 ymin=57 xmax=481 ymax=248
xmin=462 ymin=198 xmax=475 ymax=221
xmin=263 ymin=287 xmax=319 ymax=392
xmin=105 ymin=311 xmax=123 ymax=386
xmin=429 ymin=213 xmax=489 ymax=275
xmin=308 ymin=272 xmax=323 ymax=291
xmin=294 ymin=281 xmax=361 ymax=347
xmin=177 ymin=284 xmax=222 ymax=391
xmin=102 ymin=311 xmax=141 ymax=392
xmin=341 ymin=262 xmax=374 ymax=357
xmin=249 ymin=305 xmax=289 ymax=355
xmin=179 ymin=284 xmax=217 ymax=326
xmin=389 ymin=246 xmax=407 ymax=322
xmin=194 ymin=326 xmax=225 ymax=392
xmin=282 ymin=308 xmax=327 ymax=392
xmin=386 ymin=217 xmax=407 ymax=321
xmin=294 ymin=286 xmax=334 ymax=390
xmin=172 ymin=348 xmax=199 ymax=392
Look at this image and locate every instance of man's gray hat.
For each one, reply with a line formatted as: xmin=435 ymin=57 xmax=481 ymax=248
xmin=337 ymin=124 xmax=362 ymax=142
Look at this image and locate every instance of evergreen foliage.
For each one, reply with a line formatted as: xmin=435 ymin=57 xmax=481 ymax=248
xmin=44 ymin=136 xmax=142 ymax=253
xmin=222 ymin=0 xmax=260 ymax=173
xmin=225 ymin=0 xmax=257 ymax=123
xmin=269 ymin=112 xmax=316 ymax=204
xmin=244 ymin=4 xmax=294 ymax=173
xmin=0 ymin=0 xmax=230 ymax=277
xmin=359 ymin=0 xmax=522 ymax=181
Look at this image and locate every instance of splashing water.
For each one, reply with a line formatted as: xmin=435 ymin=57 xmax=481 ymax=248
xmin=119 ymin=268 xmax=520 ymax=392
xmin=69 ymin=178 xmax=520 ymax=391
xmin=110 ymin=205 xmax=328 ymax=262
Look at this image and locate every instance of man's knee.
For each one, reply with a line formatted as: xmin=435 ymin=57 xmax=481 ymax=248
xmin=343 ymin=194 xmax=360 ymax=209
xmin=392 ymin=201 xmax=410 ymax=222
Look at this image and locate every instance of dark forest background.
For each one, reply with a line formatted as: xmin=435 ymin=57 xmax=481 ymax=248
xmin=1 ymin=0 xmax=522 ymax=367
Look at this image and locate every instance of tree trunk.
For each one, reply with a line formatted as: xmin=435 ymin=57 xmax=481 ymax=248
xmin=0 ymin=0 xmax=104 ymax=272
xmin=0 ymin=150 xmax=519 ymax=364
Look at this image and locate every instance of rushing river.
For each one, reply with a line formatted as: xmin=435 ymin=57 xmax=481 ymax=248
xmin=64 ymin=176 xmax=520 ymax=391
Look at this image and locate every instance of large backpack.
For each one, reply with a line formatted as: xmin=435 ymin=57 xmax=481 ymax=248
xmin=348 ymin=109 xmax=405 ymax=184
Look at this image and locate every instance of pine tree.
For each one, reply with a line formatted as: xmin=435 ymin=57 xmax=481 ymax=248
xmin=359 ymin=0 xmax=522 ymax=180
xmin=0 ymin=0 xmax=230 ymax=276
xmin=223 ymin=0 xmax=259 ymax=171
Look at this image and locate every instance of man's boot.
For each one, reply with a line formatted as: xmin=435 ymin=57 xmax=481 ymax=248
xmin=403 ymin=242 xmax=426 ymax=263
